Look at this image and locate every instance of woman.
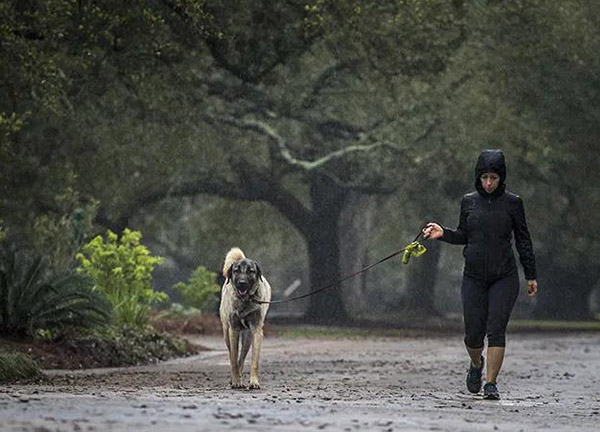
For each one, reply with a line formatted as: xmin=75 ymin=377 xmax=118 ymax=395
xmin=423 ymin=149 xmax=538 ymax=400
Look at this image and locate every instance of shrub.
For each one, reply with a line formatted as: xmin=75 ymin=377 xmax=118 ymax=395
xmin=172 ymin=266 xmax=220 ymax=313
xmin=0 ymin=247 xmax=112 ymax=337
xmin=62 ymin=326 xmax=196 ymax=367
xmin=76 ymin=229 xmax=168 ymax=327
xmin=0 ymin=350 xmax=41 ymax=383
xmin=32 ymin=186 xmax=98 ymax=275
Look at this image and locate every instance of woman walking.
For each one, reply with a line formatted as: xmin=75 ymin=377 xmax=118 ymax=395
xmin=423 ymin=149 xmax=537 ymax=400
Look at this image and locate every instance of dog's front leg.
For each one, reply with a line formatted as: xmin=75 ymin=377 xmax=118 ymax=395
xmin=249 ymin=326 xmax=263 ymax=389
xmin=228 ymin=328 xmax=243 ymax=388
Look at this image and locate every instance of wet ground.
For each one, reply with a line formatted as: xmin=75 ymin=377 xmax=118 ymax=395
xmin=1 ymin=331 xmax=599 ymax=431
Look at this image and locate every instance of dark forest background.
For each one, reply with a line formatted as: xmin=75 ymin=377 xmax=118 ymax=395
xmin=2 ymin=0 xmax=599 ymax=325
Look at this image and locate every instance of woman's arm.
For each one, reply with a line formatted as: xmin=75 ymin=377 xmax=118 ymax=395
xmin=512 ymin=196 xmax=537 ymax=280
xmin=436 ymin=196 xmax=468 ymax=245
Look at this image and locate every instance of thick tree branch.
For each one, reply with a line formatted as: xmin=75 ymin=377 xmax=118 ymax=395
xmin=202 ymin=113 xmax=441 ymax=193
xmin=96 ymin=173 xmax=240 ymax=232
xmin=300 ymin=61 xmax=359 ymax=110
xmin=97 ymin=167 xmax=313 ymax=238
xmin=206 ymin=114 xmax=406 ymax=169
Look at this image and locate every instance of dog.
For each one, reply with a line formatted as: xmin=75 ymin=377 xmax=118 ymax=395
xmin=219 ymin=247 xmax=271 ymax=389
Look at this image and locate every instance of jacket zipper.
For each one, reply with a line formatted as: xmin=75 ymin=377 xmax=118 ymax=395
xmin=484 ymin=197 xmax=491 ymax=280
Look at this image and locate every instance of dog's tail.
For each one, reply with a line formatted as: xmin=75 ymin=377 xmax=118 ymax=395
xmin=223 ymin=247 xmax=246 ymax=278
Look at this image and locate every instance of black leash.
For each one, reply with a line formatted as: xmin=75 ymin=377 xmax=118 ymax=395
xmin=253 ymin=228 xmax=427 ymax=305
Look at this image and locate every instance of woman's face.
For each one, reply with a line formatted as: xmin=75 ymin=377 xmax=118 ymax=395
xmin=480 ymin=172 xmax=500 ymax=194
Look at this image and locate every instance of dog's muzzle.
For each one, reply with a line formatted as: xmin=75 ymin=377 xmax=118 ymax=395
xmin=234 ymin=281 xmax=253 ymax=300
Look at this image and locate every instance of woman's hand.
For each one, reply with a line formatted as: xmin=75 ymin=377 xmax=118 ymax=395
xmin=526 ymin=279 xmax=538 ymax=297
xmin=422 ymin=223 xmax=444 ymax=240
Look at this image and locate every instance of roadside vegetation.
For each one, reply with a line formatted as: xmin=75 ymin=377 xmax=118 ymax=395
xmin=275 ymin=320 xmax=600 ymax=340
xmin=0 ymin=227 xmax=218 ymax=383
xmin=76 ymin=229 xmax=168 ymax=327
xmin=0 ymin=350 xmax=41 ymax=383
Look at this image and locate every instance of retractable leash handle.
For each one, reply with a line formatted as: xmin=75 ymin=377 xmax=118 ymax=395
xmin=253 ymin=226 xmax=430 ymax=305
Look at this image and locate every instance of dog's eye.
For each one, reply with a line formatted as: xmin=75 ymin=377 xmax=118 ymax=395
xmin=247 ymin=268 xmax=255 ymax=274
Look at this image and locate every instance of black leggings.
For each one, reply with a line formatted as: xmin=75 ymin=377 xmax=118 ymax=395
xmin=461 ymin=272 xmax=519 ymax=348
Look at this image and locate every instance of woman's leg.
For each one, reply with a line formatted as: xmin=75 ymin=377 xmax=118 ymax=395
xmin=466 ymin=345 xmax=484 ymax=367
xmin=486 ymin=347 xmax=505 ymax=383
xmin=486 ymin=272 xmax=520 ymax=383
xmin=461 ymin=275 xmax=489 ymax=392
xmin=461 ymin=275 xmax=488 ymax=358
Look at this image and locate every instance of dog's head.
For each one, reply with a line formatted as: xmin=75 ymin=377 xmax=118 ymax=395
xmin=226 ymin=258 xmax=263 ymax=301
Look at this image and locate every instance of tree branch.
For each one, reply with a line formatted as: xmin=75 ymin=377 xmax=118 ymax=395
xmin=202 ymin=113 xmax=440 ymax=192
xmin=97 ymin=165 xmax=313 ymax=238
xmin=206 ymin=115 xmax=401 ymax=168
xmin=300 ymin=61 xmax=359 ymax=110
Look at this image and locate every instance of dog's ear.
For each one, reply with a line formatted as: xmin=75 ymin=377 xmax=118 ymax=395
xmin=226 ymin=264 xmax=233 ymax=284
xmin=255 ymin=261 xmax=264 ymax=282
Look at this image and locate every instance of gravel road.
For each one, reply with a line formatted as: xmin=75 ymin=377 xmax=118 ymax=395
xmin=1 ymin=331 xmax=599 ymax=431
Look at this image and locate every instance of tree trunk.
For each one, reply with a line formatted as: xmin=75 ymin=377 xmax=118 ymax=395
xmin=337 ymin=191 xmax=378 ymax=318
xmin=404 ymin=239 xmax=442 ymax=316
xmin=303 ymin=176 xmax=349 ymax=324
xmin=533 ymin=258 xmax=597 ymax=320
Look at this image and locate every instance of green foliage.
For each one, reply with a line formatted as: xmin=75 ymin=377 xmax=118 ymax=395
xmin=0 ymin=112 xmax=26 ymax=139
xmin=0 ymin=0 xmax=179 ymax=117
xmin=303 ymin=0 xmax=465 ymax=76
xmin=1 ymin=0 xmax=600 ymax=322
xmin=0 ymin=350 xmax=41 ymax=383
xmin=458 ymin=0 xmax=600 ymax=266
xmin=172 ymin=266 xmax=220 ymax=312
xmin=32 ymin=185 xmax=99 ymax=274
xmin=0 ymin=247 xmax=112 ymax=337
xmin=77 ymin=229 xmax=167 ymax=327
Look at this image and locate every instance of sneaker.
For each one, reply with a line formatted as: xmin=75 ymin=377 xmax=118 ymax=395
xmin=466 ymin=356 xmax=484 ymax=393
xmin=483 ymin=382 xmax=500 ymax=400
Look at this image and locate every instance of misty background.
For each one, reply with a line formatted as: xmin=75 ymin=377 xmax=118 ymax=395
xmin=1 ymin=0 xmax=599 ymax=325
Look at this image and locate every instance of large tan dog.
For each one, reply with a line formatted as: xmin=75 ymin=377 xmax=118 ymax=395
xmin=219 ymin=248 xmax=271 ymax=389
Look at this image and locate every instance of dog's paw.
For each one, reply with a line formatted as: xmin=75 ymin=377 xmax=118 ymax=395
xmin=230 ymin=381 xmax=245 ymax=389
xmin=248 ymin=381 xmax=261 ymax=390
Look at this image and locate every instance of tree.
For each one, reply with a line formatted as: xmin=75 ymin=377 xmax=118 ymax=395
xmin=128 ymin=0 xmax=466 ymax=322
xmin=40 ymin=0 xmax=465 ymax=323
xmin=8 ymin=0 xmax=600 ymax=323
xmin=464 ymin=0 xmax=600 ymax=319
xmin=0 ymin=0 xmax=179 ymax=250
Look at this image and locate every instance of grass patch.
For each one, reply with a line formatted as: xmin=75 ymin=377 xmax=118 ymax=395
xmin=509 ymin=320 xmax=600 ymax=332
xmin=0 ymin=350 xmax=42 ymax=383
xmin=273 ymin=324 xmax=455 ymax=339
xmin=275 ymin=318 xmax=600 ymax=340
xmin=275 ymin=325 xmax=395 ymax=339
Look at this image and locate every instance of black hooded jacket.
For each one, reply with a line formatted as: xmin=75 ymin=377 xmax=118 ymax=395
xmin=440 ymin=150 xmax=537 ymax=281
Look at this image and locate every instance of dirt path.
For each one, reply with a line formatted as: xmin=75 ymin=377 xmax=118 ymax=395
xmin=1 ymin=331 xmax=599 ymax=431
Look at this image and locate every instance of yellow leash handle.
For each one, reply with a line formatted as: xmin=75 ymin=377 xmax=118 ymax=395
xmin=402 ymin=240 xmax=427 ymax=265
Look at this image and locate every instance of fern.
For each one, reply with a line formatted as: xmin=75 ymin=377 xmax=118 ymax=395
xmin=0 ymin=247 xmax=111 ymax=337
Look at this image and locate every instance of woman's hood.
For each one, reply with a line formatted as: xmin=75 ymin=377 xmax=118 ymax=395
xmin=474 ymin=149 xmax=506 ymax=195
